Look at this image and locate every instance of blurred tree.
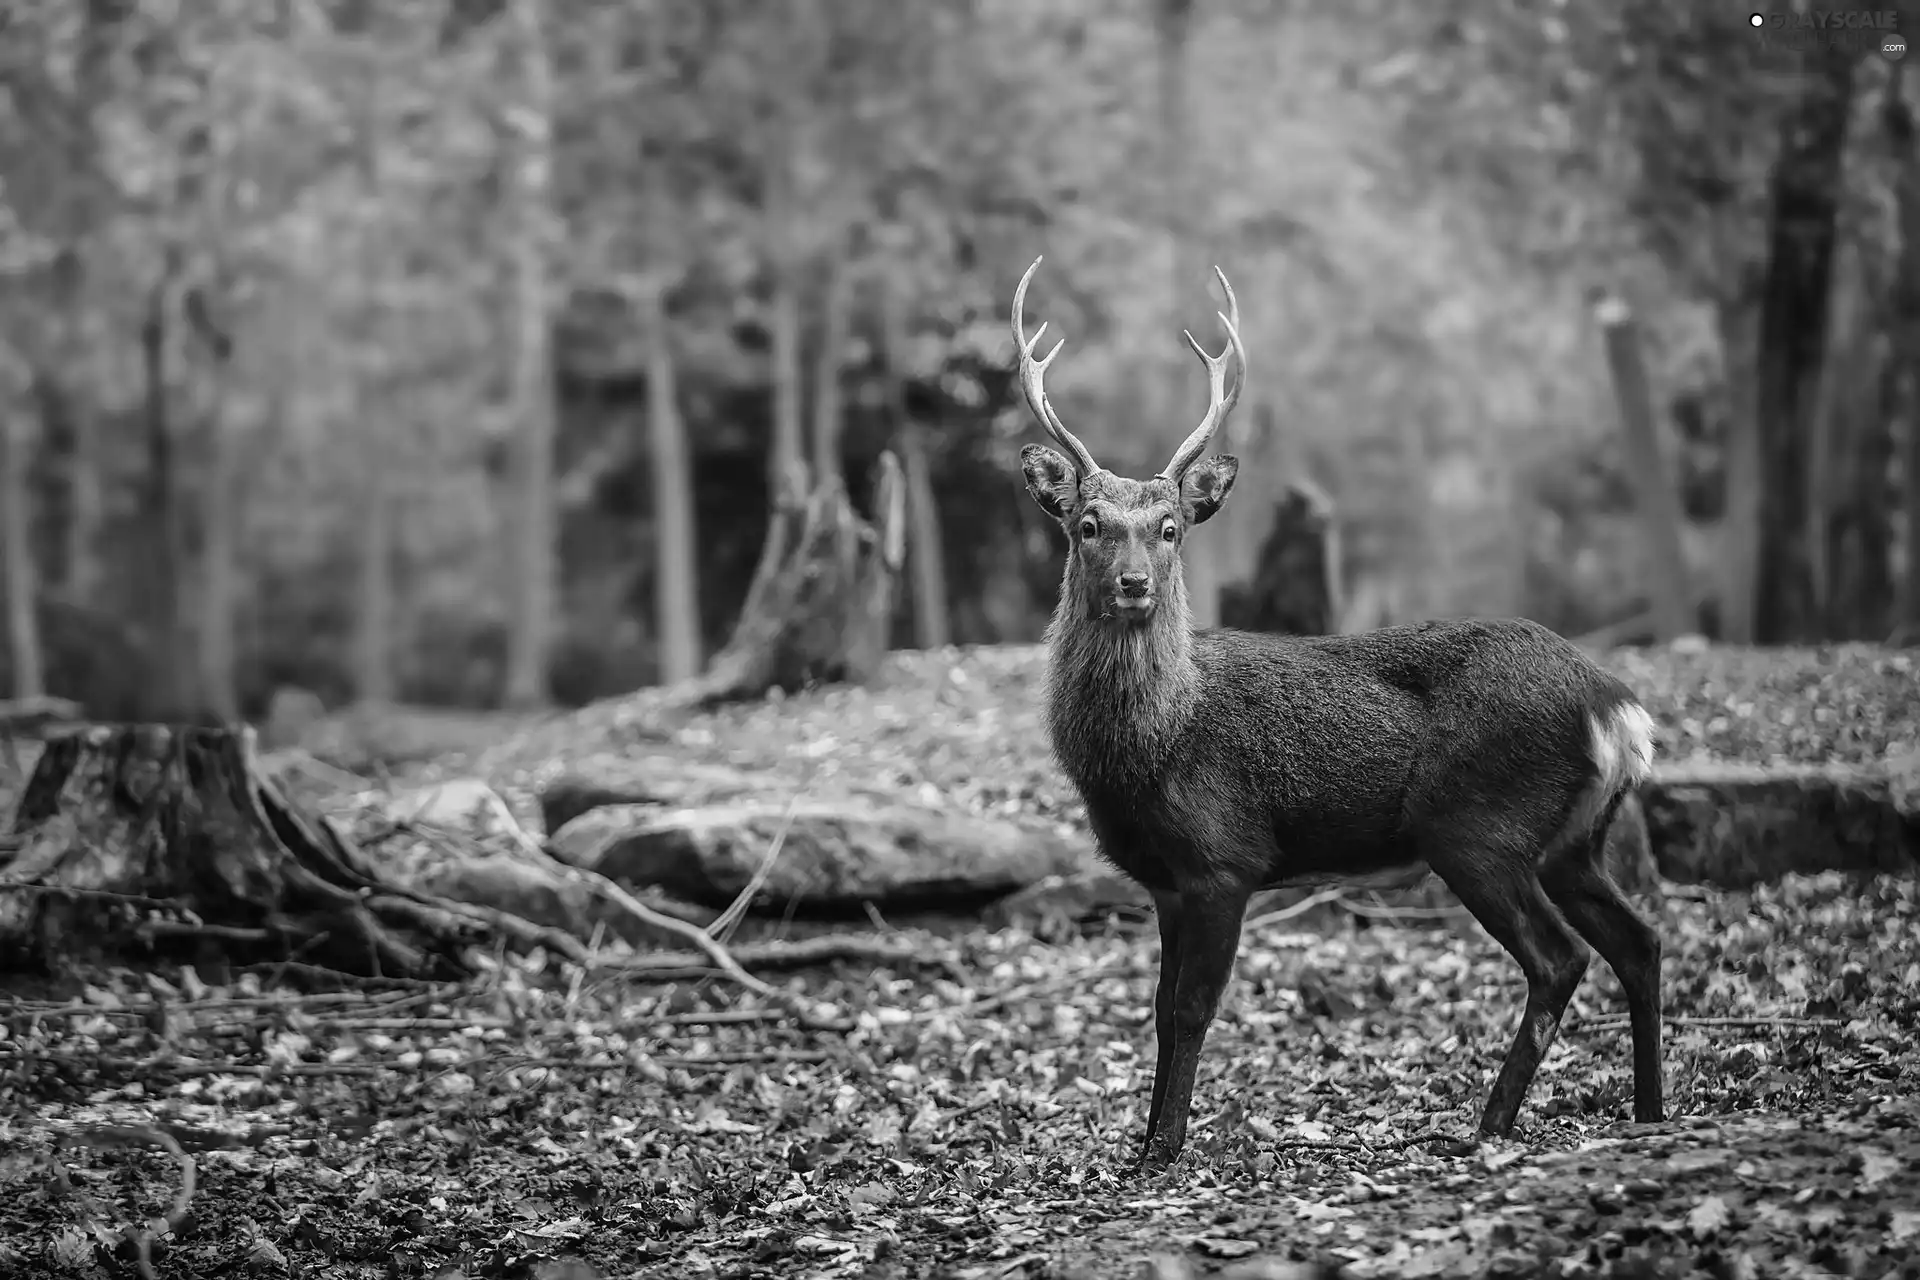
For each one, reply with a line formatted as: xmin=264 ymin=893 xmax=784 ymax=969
xmin=881 ymin=273 xmax=950 ymax=649
xmin=1591 ymin=292 xmax=1694 ymax=640
xmin=1892 ymin=61 xmax=1920 ymax=639
xmin=638 ymin=2 xmax=701 ymax=686
xmin=735 ymin=0 xmax=817 ymax=635
xmin=1752 ymin=45 xmax=1855 ymax=644
xmin=350 ymin=76 xmax=397 ymax=706
xmin=138 ymin=256 xmax=189 ymax=714
xmin=193 ymin=284 xmax=241 ymax=721
xmin=1 ymin=369 xmax=44 ymax=700
xmin=640 ymin=274 xmax=700 ymax=682
xmin=812 ymin=251 xmax=851 ymax=492
xmin=1153 ymin=0 xmax=1220 ymax=629
xmin=500 ymin=0 xmax=559 ymax=709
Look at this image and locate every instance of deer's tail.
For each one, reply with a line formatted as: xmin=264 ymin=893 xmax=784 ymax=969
xmin=1559 ymin=698 xmax=1656 ymax=846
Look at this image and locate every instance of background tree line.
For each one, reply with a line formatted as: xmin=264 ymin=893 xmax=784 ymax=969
xmin=1 ymin=0 xmax=1916 ymax=722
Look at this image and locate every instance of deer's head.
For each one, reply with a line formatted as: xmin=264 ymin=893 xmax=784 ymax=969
xmin=1013 ymin=257 xmax=1246 ymax=625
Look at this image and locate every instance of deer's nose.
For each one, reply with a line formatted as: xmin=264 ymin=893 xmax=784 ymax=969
xmin=1117 ymin=572 xmax=1151 ymax=598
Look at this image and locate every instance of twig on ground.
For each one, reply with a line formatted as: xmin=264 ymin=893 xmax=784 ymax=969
xmin=5 ymin=1046 xmax=836 ymax=1080
xmin=1572 ymin=1013 xmax=1850 ymax=1032
xmin=2 ymin=987 xmax=450 ymax=1024
xmin=708 ymin=793 xmax=801 ymax=946
xmin=394 ymin=796 xmax=785 ymax=999
xmin=1340 ymin=896 xmax=1471 ymax=923
xmin=580 ymin=871 xmax=780 ymax=997
xmin=1369 ymin=1128 xmax=1467 ymax=1152
xmin=1268 ymin=1137 xmax=1366 ymax=1154
xmin=233 ymin=961 xmax=445 ymax=990
xmin=654 ymin=1007 xmax=789 ymax=1027
xmin=599 ymin=933 xmax=927 ymax=977
xmin=1244 ymin=888 xmax=1349 ymax=931
xmin=941 ymin=1091 xmax=1013 ymax=1122
xmin=53 ymin=1124 xmax=197 ymax=1280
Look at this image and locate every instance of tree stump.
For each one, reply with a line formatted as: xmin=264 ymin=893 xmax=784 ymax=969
xmin=670 ymin=452 xmax=906 ymax=709
xmin=0 ymin=724 xmax=553 ymax=979
xmin=1219 ymin=480 xmax=1342 ymax=636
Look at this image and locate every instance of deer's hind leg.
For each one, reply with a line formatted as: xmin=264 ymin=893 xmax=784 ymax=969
xmin=1538 ymin=799 xmax=1665 ymax=1123
xmin=1425 ymin=828 xmax=1591 ymax=1138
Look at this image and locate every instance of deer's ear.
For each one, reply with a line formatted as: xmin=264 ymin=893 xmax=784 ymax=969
xmin=1182 ymin=454 xmax=1238 ymax=525
xmin=1021 ymin=444 xmax=1078 ymax=520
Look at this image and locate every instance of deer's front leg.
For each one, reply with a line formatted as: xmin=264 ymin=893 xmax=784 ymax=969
xmin=1138 ymin=891 xmax=1186 ymax=1161
xmin=1139 ymin=888 xmax=1250 ymax=1169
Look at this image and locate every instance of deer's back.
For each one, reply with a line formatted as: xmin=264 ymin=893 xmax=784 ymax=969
xmin=1061 ymin=616 xmax=1635 ymax=893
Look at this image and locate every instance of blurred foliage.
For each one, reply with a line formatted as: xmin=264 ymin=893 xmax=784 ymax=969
xmin=0 ymin=0 xmax=1912 ymax=714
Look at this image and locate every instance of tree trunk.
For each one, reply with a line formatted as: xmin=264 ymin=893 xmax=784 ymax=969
xmin=1803 ymin=242 xmax=1871 ymax=633
xmin=641 ymin=281 xmax=702 ymax=683
xmin=27 ymin=370 xmax=93 ymax=607
xmin=1155 ymin=0 xmax=1219 ymax=629
xmin=1811 ymin=243 xmax=1891 ymax=640
xmin=197 ymin=387 xmax=239 ymax=722
xmin=351 ymin=71 xmax=395 ymax=706
xmin=1 ymin=395 xmax=43 ymax=701
xmin=1826 ymin=336 xmax=1894 ymax=640
xmin=1593 ymin=293 xmax=1695 ymax=640
xmin=353 ymin=435 xmax=396 ymax=705
xmin=1716 ymin=296 xmax=1762 ymax=643
xmin=1752 ymin=44 xmax=1854 ymax=644
xmin=139 ymin=267 xmax=185 ymax=715
xmin=769 ymin=225 xmax=808 ymax=507
xmin=1218 ymin=480 xmax=1341 ymax=637
xmin=666 ymin=455 xmax=906 ymax=710
xmin=882 ymin=279 xmax=949 ymax=650
xmin=638 ymin=3 xmax=701 ymax=687
xmin=51 ymin=373 xmax=100 ymax=607
xmin=500 ymin=0 xmax=558 ymax=710
xmin=0 ymin=726 xmax=513 ymax=978
xmin=51 ymin=0 xmax=107 ymax=611
xmin=735 ymin=93 xmax=812 ymax=635
xmin=810 ymin=251 xmax=850 ymax=494
xmin=1888 ymin=62 xmax=1920 ymax=639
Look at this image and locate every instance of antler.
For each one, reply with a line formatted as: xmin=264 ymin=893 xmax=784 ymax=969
xmin=1011 ymin=257 xmax=1102 ymax=478
xmin=1158 ymin=267 xmax=1246 ymax=484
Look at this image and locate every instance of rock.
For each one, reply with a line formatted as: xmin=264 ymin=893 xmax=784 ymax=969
xmin=546 ymin=798 xmax=1087 ymax=911
xmin=538 ymin=759 xmax=766 ymax=834
xmin=1639 ymin=759 xmax=1920 ymax=888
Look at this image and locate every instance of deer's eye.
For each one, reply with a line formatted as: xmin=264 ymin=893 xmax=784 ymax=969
xmin=1161 ymin=519 xmax=1179 ymax=542
xmin=1079 ymin=516 xmax=1099 ymax=540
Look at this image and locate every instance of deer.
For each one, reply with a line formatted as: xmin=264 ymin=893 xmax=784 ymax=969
xmin=1009 ymin=256 xmax=1665 ymax=1170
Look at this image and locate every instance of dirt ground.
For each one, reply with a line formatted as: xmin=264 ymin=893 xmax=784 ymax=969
xmin=2 ymin=643 xmax=1918 ymax=1278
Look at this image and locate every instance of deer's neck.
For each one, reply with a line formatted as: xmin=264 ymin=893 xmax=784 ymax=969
xmin=1043 ymin=566 xmax=1200 ymax=786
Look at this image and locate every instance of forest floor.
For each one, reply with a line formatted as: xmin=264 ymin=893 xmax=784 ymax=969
xmin=3 ymin=643 xmax=1920 ymax=1279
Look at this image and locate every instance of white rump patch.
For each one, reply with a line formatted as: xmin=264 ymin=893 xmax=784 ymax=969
xmin=1561 ymin=701 xmax=1657 ymax=842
